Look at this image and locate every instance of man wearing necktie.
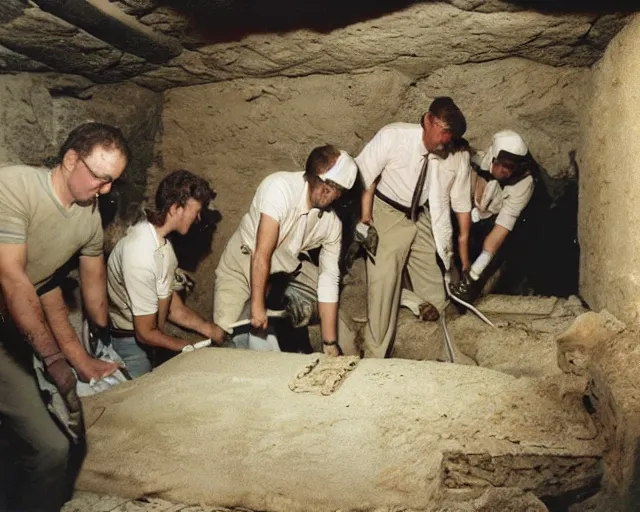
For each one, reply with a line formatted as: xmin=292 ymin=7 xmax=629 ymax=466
xmin=355 ymin=97 xmax=472 ymax=358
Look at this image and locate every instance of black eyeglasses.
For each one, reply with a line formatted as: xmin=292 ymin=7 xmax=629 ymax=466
xmin=80 ymin=157 xmax=113 ymax=185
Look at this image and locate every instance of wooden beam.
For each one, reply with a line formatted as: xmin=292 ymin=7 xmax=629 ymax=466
xmin=32 ymin=0 xmax=182 ymax=64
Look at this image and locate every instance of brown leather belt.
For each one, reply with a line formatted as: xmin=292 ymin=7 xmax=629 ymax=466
xmin=375 ymin=190 xmax=428 ymax=218
xmin=110 ymin=327 xmax=136 ymax=339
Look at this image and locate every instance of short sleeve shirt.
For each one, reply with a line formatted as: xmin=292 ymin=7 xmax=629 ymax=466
xmin=0 ymin=165 xmax=103 ymax=288
xmin=107 ymin=221 xmax=178 ymax=330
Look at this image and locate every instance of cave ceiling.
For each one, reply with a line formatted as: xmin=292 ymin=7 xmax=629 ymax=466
xmin=0 ymin=0 xmax=633 ymax=91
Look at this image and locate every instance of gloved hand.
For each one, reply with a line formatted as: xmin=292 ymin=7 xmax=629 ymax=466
xmin=355 ymin=222 xmax=379 ymax=257
xmin=286 ymin=291 xmax=315 ymax=328
xmin=344 ymin=222 xmax=379 ymax=270
xmin=45 ymin=357 xmax=81 ymax=413
xmin=449 ymin=269 xmax=482 ymax=305
xmin=282 ymin=279 xmax=317 ymax=328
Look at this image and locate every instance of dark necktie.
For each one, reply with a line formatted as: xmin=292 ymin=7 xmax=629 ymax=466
xmin=409 ymin=154 xmax=429 ymax=222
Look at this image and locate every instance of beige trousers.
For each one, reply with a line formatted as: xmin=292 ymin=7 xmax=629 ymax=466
xmin=213 ymin=231 xmax=357 ymax=353
xmin=363 ymin=196 xmax=445 ymax=358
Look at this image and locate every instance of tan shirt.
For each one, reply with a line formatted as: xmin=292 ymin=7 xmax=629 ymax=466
xmin=0 ymin=165 xmax=103 ymax=288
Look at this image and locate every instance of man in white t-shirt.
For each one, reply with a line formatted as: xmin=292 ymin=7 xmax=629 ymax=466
xmin=355 ymin=97 xmax=472 ymax=358
xmin=107 ymin=170 xmax=223 ymax=377
xmin=214 ymin=145 xmax=357 ymax=357
xmin=450 ymin=130 xmax=537 ymax=304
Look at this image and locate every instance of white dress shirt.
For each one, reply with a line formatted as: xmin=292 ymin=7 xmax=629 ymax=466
xmin=472 ymin=151 xmax=535 ymax=231
xmin=356 ymin=122 xmax=471 ymax=268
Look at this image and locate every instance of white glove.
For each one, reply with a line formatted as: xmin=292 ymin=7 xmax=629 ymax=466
xmin=182 ymin=339 xmax=213 ymax=353
xmin=355 ymin=221 xmax=370 ymax=238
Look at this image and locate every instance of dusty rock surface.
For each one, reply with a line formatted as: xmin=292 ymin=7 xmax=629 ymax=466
xmin=74 ymin=346 xmax=602 ymax=512
xmin=321 ymin=258 xmax=589 ymax=379
xmin=574 ymin=327 xmax=640 ymax=512
xmin=578 ymin=13 xmax=640 ymax=326
xmin=63 ymin=487 xmax=549 ymax=512
xmin=0 ymin=2 xmax=629 ymax=90
xmin=59 ymin=293 xmax=617 ymax=511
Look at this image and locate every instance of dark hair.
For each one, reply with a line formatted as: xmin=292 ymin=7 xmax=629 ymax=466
xmin=304 ymin=144 xmax=341 ymax=180
xmin=427 ymin=96 xmax=467 ymax=139
xmin=147 ymin=169 xmax=216 ymax=226
xmin=58 ymin=122 xmax=131 ymax=164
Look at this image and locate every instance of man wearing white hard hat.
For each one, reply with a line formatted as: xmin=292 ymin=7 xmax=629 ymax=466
xmin=450 ymin=129 xmax=538 ymax=303
xmin=213 ymin=145 xmax=358 ymax=356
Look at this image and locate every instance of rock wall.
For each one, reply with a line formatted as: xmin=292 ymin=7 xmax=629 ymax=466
xmin=157 ymin=58 xmax=588 ymax=315
xmin=0 ymin=73 xmax=162 ymax=217
xmin=578 ymin=13 xmax=640 ymax=325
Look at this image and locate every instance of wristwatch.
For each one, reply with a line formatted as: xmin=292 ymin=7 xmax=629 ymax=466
xmin=322 ymin=339 xmax=344 ymax=356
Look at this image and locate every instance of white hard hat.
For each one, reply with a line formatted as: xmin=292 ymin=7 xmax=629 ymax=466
xmin=319 ymin=150 xmax=358 ymax=189
xmin=480 ymin=130 xmax=528 ymax=170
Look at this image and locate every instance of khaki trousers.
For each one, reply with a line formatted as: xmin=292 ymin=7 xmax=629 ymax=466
xmin=363 ymin=196 xmax=445 ymax=358
xmin=0 ymin=331 xmax=71 ymax=511
xmin=214 ymin=231 xmax=357 ymax=354
xmin=214 ymin=231 xmax=326 ymax=333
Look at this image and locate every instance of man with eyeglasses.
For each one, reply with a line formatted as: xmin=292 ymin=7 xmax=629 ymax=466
xmin=449 ymin=130 xmax=539 ymax=304
xmin=213 ymin=145 xmax=358 ymax=356
xmin=0 ymin=122 xmax=129 ymax=511
xmin=355 ymin=97 xmax=472 ymax=358
xmin=106 ymin=169 xmax=224 ymax=377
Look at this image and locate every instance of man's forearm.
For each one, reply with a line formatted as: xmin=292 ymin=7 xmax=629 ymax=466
xmin=136 ymin=326 xmax=190 ymax=352
xmin=482 ymin=224 xmax=510 ymax=255
xmin=40 ymin=287 xmax=92 ymax=368
xmin=250 ymin=253 xmax=271 ymax=310
xmin=1 ymin=275 xmax=61 ymax=359
xmin=168 ymin=292 xmax=211 ymax=335
xmin=456 ymin=211 xmax=472 ymax=270
xmin=318 ymin=301 xmax=338 ymax=341
xmin=80 ymin=256 xmax=109 ymax=327
xmin=361 ymin=182 xmax=377 ymax=224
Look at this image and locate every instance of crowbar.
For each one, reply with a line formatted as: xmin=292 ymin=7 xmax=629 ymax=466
xmin=229 ymin=309 xmax=288 ymax=330
xmin=445 ymin=281 xmax=496 ymax=329
xmin=440 ymin=314 xmax=456 ymax=363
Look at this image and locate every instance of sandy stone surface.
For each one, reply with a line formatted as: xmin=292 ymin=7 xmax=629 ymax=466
xmin=74 ymin=342 xmax=601 ymax=511
xmin=578 ymin=12 xmax=640 ymax=326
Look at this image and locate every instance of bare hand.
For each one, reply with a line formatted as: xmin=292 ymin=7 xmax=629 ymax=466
xmin=46 ymin=358 xmax=77 ymax=396
xmin=251 ymin=306 xmax=268 ymax=331
xmin=204 ymin=322 xmax=227 ymax=346
xmin=76 ymin=357 xmax=120 ymax=383
xmin=322 ymin=340 xmax=343 ymax=357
